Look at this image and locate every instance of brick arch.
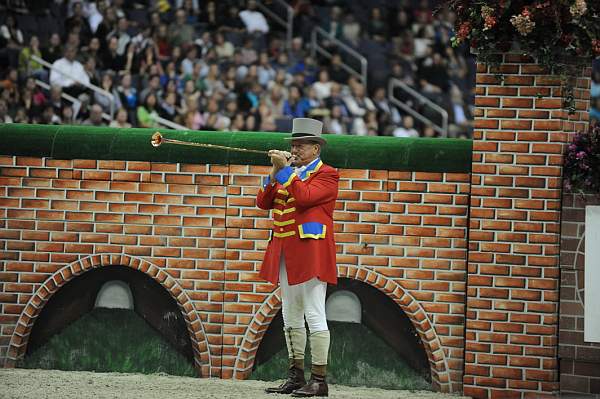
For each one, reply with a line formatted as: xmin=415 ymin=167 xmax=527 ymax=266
xmin=4 ymin=253 xmax=211 ymax=377
xmin=233 ymin=265 xmax=451 ymax=393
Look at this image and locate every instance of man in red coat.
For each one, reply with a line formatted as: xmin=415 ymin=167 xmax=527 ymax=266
xmin=257 ymin=118 xmax=339 ymax=397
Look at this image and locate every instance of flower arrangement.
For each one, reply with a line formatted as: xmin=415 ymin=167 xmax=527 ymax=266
xmin=447 ymin=1 xmax=599 ymax=112
xmin=448 ymin=1 xmax=600 ymax=66
xmin=563 ymin=123 xmax=600 ymax=193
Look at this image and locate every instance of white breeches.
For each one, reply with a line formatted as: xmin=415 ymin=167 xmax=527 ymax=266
xmin=279 ymin=256 xmax=328 ymax=333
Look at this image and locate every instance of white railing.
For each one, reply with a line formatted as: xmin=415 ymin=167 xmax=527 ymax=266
xmin=31 ymin=54 xmax=116 ymax=117
xmin=311 ymin=27 xmax=367 ymax=89
xmin=34 ymin=79 xmax=90 ymax=121
xmin=256 ymin=0 xmax=294 ymax=50
xmin=155 ymin=116 xmax=187 ymax=130
xmin=388 ymin=78 xmax=448 ymax=137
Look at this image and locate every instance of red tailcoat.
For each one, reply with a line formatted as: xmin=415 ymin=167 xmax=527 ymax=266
xmin=256 ymin=158 xmax=339 ymax=286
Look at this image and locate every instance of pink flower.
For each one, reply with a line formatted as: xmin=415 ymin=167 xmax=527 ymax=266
xmin=576 ymin=151 xmax=586 ymax=159
xmin=456 ymin=21 xmax=471 ymax=41
xmin=483 ymin=15 xmax=497 ymax=31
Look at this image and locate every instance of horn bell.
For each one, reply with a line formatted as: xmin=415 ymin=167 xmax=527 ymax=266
xmin=151 ymin=132 xmax=163 ymax=147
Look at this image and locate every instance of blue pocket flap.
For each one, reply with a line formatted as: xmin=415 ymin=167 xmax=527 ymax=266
xmin=298 ymin=222 xmax=326 ymax=239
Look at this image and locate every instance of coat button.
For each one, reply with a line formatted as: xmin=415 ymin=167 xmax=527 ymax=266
xmin=279 ymin=228 xmax=284 ymax=232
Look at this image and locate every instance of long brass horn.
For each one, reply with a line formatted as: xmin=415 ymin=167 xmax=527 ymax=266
xmin=151 ymin=132 xmax=270 ymax=155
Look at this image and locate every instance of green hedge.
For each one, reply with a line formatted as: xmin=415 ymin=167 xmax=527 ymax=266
xmin=0 ymin=124 xmax=472 ymax=172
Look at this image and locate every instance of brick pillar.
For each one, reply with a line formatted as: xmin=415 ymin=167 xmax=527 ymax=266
xmin=464 ymin=54 xmax=591 ymax=398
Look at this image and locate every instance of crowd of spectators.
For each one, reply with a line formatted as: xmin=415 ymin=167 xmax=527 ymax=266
xmin=0 ymin=0 xmax=476 ymax=138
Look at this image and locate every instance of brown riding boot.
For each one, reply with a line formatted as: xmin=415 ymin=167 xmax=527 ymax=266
xmin=265 ymin=359 xmax=306 ymax=394
xmin=291 ymin=365 xmax=328 ymax=397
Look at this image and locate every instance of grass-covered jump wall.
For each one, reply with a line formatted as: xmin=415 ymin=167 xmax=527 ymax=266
xmin=0 ymin=124 xmax=472 ymax=173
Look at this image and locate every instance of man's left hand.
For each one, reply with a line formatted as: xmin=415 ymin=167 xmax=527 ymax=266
xmin=268 ymin=150 xmax=292 ymax=170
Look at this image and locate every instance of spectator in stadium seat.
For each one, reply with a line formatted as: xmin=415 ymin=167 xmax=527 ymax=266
xmin=83 ymin=104 xmax=105 ymax=126
xmin=65 ymin=2 xmax=93 ymax=44
xmin=102 ymin=37 xmax=126 ymax=73
xmin=319 ymin=6 xmax=344 ymax=52
xmin=0 ymin=99 xmax=13 ymax=123
xmin=158 ymin=92 xmax=180 ymax=122
xmin=110 ymin=107 xmax=132 ymax=128
xmin=392 ymin=115 xmax=419 ymax=138
xmin=139 ymin=44 xmax=163 ymax=77
xmin=48 ymin=85 xmax=68 ymax=116
xmin=183 ymin=96 xmax=204 ymax=129
xmin=240 ymin=37 xmax=258 ymax=65
xmin=214 ymin=32 xmax=235 ymax=61
xmin=341 ymin=13 xmax=361 ymax=47
xmin=283 ymin=85 xmax=311 ymax=118
xmin=81 ymin=37 xmax=103 ymax=70
xmin=204 ymin=97 xmax=230 ymax=131
xmin=0 ymin=68 xmax=19 ymax=95
xmin=0 ymin=14 xmax=24 ymax=68
xmin=257 ymin=102 xmax=276 ymax=131
xmin=107 ymin=17 xmax=131 ymax=56
xmin=19 ymin=89 xmax=37 ymax=121
xmin=19 ymin=36 xmax=46 ymax=81
xmin=161 ymin=61 xmax=181 ymax=89
xmin=239 ymin=0 xmax=269 ymax=35
xmin=14 ymin=107 xmax=29 ymax=123
xmin=392 ymin=8 xmax=413 ymax=36
xmin=221 ymin=4 xmax=245 ymax=34
xmin=177 ymin=0 xmax=200 ymax=23
xmin=201 ymin=1 xmax=222 ymax=31
xmin=42 ymin=33 xmax=63 ymax=65
xmin=447 ymin=85 xmax=472 ymax=138
xmin=230 ymin=113 xmax=246 ymax=131
xmin=199 ymin=64 xmax=226 ymax=97
xmin=328 ymin=53 xmax=349 ymax=85
xmin=343 ymin=82 xmax=375 ymax=121
xmin=231 ymin=50 xmax=249 ymax=81
xmin=312 ymin=69 xmax=333 ymax=101
xmin=169 ymin=9 xmax=195 ymax=48
xmin=117 ymin=73 xmax=137 ymax=116
xmin=83 ymin=56 xmax=101 ymax=87
xmin=95 ymin=72 xmax=121 ymax=115
xmin=422 ymin=124 xmax=438 ymax=138
xmin=257 ymin=51 xmax=276 ymax=87
xmin=95 ymin=6 xmax=117 ymax=50
xmin=324 ymin=105 xmax=347 ymax=135
xmin=140 ymin=74 xmax=163 ymax=106
xmin=50 ymin=45 xmax=90 ymax=97
xmin=41 ymin=105 xmax=61 ymax=124
xmin=367 ymin=7 xmax=388 ymax=41
xmin=61 ymin=105 xmax=76 ymax=125
xmin=137 ymin=93 xmax=159 ymax=128
xmin=372 ymin=86 xmax=401 ymax=127
xmin=262 ymin=83 xmax=286 ymax=119
xmin=324 ymin=82 xmax=348 ymax=118
xmin=418 ymin=51 xmax=450 ymax=97
xmin=154 ymin=24 xmax=172 ymax=61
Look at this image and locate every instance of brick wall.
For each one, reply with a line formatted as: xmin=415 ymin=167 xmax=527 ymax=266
xmin=0 ymin=156 xmax=469 ymax=393
xmin=464 ymin=55 xmax=591 ymax=398
xmin=559 ymin=193 xmax=600 ymax=395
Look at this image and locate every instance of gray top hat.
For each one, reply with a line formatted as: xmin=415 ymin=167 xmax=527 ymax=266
xmin=284 ymin=117 xmax=326 ymax=146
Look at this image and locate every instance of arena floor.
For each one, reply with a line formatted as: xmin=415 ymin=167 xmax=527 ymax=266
xmin=0 ymin=368 xmax=467 ymax=399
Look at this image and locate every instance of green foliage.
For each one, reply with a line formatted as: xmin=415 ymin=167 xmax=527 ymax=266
xmin=250 ymin=321 xmax=431 ymax=391
xmin=19 ymin=308 xmax=196 ymax=377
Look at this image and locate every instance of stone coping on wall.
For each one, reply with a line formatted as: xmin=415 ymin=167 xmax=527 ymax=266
xmin=0 ymin=124 xmax=472 ymax=173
